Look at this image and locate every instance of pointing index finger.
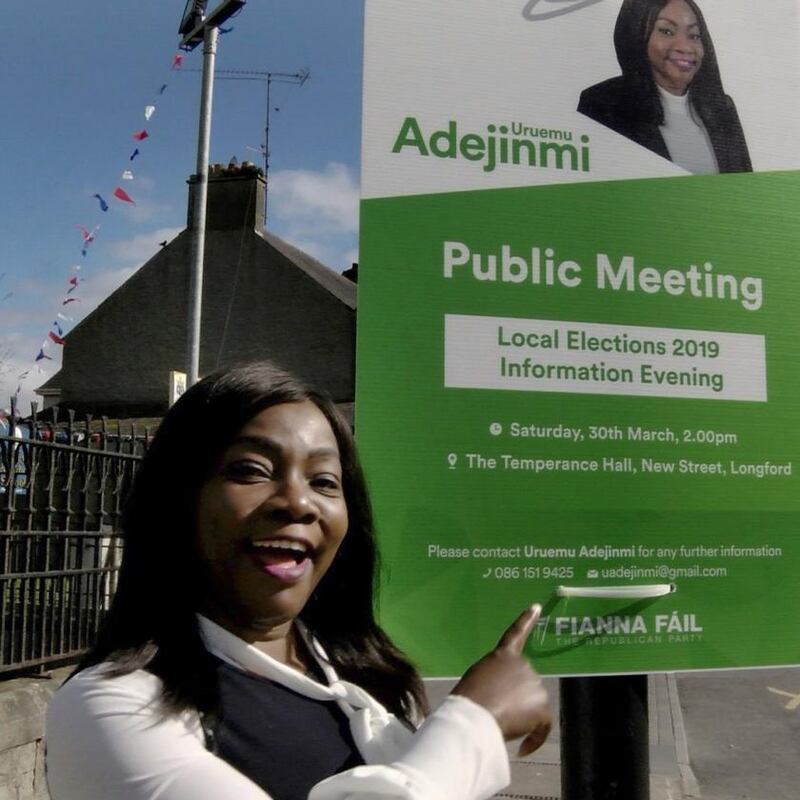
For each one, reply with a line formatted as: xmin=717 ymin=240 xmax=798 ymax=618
xmin=498 ymin=603 xmax=542 ymax=655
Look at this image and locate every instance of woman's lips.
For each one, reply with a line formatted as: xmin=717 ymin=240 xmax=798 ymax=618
xmin=669 ymin=57 xmax=697 ymax=71
xmin=248 ymin=548 xmax=311 ymax=582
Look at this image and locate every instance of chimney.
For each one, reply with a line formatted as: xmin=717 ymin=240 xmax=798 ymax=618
xmin=187 ymin=160 xmax=266 ymax=230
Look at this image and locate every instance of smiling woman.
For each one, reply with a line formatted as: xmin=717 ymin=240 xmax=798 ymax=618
xmin=577 ymin=0 xmax=752 ymax=173
xmin=45 ymin=361 xmax=551 ymax=800
xmin=194 ymin=400 xmax=351 ymax=656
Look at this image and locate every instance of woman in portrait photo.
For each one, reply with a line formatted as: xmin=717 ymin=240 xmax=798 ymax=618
xmin=46 ymin=362 xmax=550 ymax=800
xmin=578 ymin=0 xmax=752 ymax=173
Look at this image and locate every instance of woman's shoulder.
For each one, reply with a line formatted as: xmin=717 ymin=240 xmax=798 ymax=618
xmin=52 ymin=663 xmax=162 ymax=703
xmin=579 ymin=75 xmax=627 ymax=105
xmin=578 ymin=76 xmax=636 ymax=126
xmin=47 ymin=663 xmax=184 ymax=734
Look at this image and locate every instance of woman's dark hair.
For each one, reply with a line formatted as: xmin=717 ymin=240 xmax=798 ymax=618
xmin=76 ymin=361 xmax=427 ymax=723
xmin=613 ymin=0 xmax=727 ymax=125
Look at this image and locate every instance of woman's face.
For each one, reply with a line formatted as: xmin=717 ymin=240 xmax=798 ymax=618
xmin=647 ymin=0 xmax=704 ymax=95
xmin=194 ymin=400 xmax=349 ymax=640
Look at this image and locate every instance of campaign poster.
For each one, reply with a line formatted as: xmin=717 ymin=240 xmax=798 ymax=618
xmin=357 ymin=0 xmax=800 ymax=675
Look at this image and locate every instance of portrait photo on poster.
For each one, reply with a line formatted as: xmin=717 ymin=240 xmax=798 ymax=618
xmin=363 ymin=0 xmax=800 ymax=199
xmin=577 ymin=0 xmax=751 ymax=174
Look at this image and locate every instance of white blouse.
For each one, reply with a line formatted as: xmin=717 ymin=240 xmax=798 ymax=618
xmin=45 ymin=617 xmax=510 ymax=800
xmin=658 ymin=85 xmax=718 ymax=174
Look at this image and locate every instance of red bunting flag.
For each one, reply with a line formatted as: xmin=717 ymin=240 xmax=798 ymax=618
xmin=77 ymin=225 xmax=95 ymax=243
xmin=48 ymin=331 xmax=65 ymax=346
xmin=132 ymin=130 xmax=149 ymax=141
xmin=113 ymin=187 xmax=136 ymax=205
xmin=172 ymin=54 xmax=184 ymax=70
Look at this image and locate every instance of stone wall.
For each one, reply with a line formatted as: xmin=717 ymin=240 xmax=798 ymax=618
xmin=0 ymin=670 xmax=68 ymax=800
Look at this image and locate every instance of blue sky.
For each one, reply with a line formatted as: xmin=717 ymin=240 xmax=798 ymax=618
xmin=0 ymin=0 xmax=363 ymax=411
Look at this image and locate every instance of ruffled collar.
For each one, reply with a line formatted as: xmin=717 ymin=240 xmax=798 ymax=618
xmin=196 ymin=615 xmax=414 ymax=762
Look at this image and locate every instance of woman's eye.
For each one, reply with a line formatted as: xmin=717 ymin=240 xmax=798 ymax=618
xmin=223 ymin=461 xmax=272 ymax=482
xmin=311 ymin=474 xmax=342 ymax=493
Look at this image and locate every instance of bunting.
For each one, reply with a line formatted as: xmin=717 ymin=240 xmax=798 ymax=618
xmin=113 ymin=186 xmax=136 ymax=205
xmin=12 ymin=43 xmax=214 ymax=405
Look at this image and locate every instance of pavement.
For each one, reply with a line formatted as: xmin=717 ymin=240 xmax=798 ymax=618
xmin=676 ymin=667 xmax=800 ymax=800
xmin=425 ymin=674 xmax=696 ymax=800
xmin=428 ymin=666 xmax=800 ymax=799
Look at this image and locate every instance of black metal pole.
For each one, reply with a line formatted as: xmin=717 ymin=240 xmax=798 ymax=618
xmin=560 ymin=674 xmax=649 ymax=800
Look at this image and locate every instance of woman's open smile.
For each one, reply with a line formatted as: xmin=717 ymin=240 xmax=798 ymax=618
xmin=195 ymin=400 xmax=349 ymax=641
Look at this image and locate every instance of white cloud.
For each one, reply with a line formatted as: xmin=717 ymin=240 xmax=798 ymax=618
xmin=0 ymin=264 xmax=138 ymax=412
xmin=267 ymin=162 xmax=360 ymax=272
xmin=0 ymin=333 xmax=56 ymax=414
xmin=270 ymin=162 xmax=359 ymax=234
xmin=342 ymin=248 xmax=359 ymax=269
xmin=77 ymin=266 xmax=138 ymax=314
xmin=284 ymin=238 xmax=327 ymax=263
xmin=107 ymin=227 xmax=183 ymax=264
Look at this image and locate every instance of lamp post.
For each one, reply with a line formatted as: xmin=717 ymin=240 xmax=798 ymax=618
xmin=179 ymin=0 xmax=246 ymax=387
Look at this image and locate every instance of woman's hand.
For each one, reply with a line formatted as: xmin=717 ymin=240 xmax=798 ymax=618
xmin=451 ymin=604 xmax=551 ymax=756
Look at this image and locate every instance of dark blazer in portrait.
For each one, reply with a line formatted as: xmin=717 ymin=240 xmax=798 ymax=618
xmin=578 ymin=76 xmax=752 ymax=173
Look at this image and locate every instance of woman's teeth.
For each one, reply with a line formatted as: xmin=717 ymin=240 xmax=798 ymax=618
xmin=251 ymin=539 xmax=308 ymax=554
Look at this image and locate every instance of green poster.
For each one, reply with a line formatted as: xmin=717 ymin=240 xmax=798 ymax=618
xmin=357 ymin=0 xmax=800 ymax=675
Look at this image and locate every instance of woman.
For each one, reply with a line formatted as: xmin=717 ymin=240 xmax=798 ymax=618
xmin=578 ymin=0 xmax=751 ymax=173
xmin=46 ymin=362 xmax=551 ymax=800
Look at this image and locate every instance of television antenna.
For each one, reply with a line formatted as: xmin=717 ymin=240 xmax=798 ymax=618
xmin=182 ymin=68 xmax=311 ymax=226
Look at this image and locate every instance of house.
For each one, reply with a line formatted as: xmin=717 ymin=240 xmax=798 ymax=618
xmin=37 ymin=163 xmax=356 ymax=417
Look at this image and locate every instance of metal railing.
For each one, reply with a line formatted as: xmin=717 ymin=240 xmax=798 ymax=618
xmin=0 ymin=405 xmax=148 ymax=675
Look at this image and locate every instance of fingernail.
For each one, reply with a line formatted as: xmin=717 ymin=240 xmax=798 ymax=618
xmin=531 ymin=603 xmax=542 ymax=615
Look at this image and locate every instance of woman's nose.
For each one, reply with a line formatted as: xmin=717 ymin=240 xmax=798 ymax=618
xmin=265 ymin=476 xmax=318 ymax=521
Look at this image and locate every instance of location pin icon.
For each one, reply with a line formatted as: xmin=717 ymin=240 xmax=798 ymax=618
xmin=448 ymin=453 xmax=458 ymax=469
